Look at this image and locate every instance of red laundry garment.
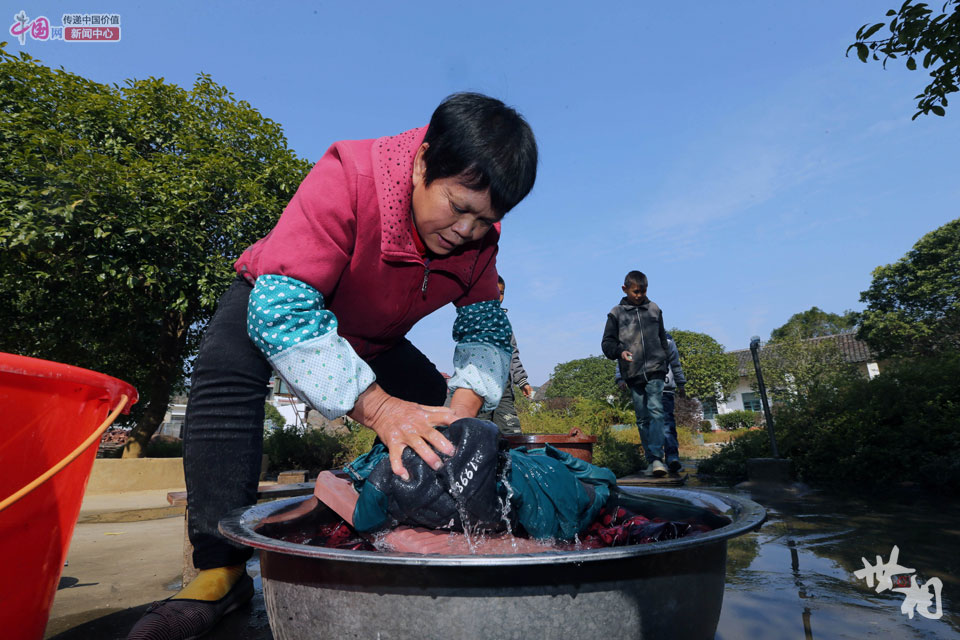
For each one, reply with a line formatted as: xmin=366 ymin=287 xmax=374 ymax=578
xmin=277 ymin=521 xmax=375 ymax=551
xmin=575 ymin=506 xmax=712 ymax=549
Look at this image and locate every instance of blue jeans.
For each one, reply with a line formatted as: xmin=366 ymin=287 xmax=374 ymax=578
xmin=662 ymin=391 xmax=678 ymax=463
xmin=630 ymin=378 xmax=665 ymax=463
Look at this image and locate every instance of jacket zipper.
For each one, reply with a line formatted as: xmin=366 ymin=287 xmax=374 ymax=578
xmin=636 ymin=309 xmax=648 ymax=382
xmin=421 ymin=263 xmax=430 ymax=294
xmin=380 ymin=258 xmax=432 ymax=340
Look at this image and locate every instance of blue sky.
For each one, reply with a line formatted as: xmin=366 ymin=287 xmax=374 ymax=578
xmin=6 ymin=1 xmax=959 ymax=385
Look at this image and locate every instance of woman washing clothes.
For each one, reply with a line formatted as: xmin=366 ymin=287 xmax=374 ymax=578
xmin=127 ymin=92 xmax=538 ymax=640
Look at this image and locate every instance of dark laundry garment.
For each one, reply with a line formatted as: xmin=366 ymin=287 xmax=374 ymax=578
xmin=574 ymin=506 xmax=713 ymax=549
xmin=346 ymin=418 xmax=505 ymax=533
xmin=345 ymin=418 xmax=619 ymax=540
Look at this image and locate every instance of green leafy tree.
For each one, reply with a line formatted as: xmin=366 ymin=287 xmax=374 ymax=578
xmin=857 ymin=217 xmax=960 ymax=357
xmin=715 ymin=410 xmax=762 ymax=432
xmin=849 ymin=1 xmax=960 ymax=118
xmin=545 ymin=356 xmax=621 ymax=402
xmin=264 ymin=402 xmax=287 ymax=431
xmin=770 ymin=307 xmax=857 ymax=341
xmin=670 ymin=330 xmax=738 ymax=403
xmin=0 ymin=45 xmax=311 ymax=456
xmin=755 ymin=334 xmax=857 ymax=406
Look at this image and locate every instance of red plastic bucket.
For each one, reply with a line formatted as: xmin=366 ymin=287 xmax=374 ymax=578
xmin=0 ymin=353 xmax=137 ymax=640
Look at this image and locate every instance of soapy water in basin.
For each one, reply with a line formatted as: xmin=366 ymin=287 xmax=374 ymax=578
xmin=257 ymin=500 xmax=719 ymax=554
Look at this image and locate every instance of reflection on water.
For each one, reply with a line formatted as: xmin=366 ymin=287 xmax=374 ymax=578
xmin=702 ymin=479 xmax=960 ymax=639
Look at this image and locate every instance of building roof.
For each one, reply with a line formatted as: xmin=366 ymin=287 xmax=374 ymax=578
xmin=728 ymin=333 xmax=877 ymax=376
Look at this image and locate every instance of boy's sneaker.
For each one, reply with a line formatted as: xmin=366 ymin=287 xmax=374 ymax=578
xmin=649 ymin=459 xmax=667 ymax=477
xmin=667 ymin=458 xmax=683 ymax=474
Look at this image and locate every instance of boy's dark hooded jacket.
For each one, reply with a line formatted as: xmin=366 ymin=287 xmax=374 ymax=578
xmin=601 ymin=296 xmax=669 ymax=385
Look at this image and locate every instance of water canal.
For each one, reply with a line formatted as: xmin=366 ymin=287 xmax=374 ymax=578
xmin=705 ymin=479 xmax=960 ymax=639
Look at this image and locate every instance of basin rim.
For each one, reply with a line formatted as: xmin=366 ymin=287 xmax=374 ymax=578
xmin=219 ymin=486 xmax=765 ymax=567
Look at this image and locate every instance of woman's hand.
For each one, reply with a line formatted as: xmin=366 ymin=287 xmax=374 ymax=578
xmin=348 ymin=384 xmax=456 ymax=481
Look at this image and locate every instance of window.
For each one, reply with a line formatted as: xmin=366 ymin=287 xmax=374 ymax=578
xmin=274 ymin=376 xmax=293 ymax=396
xmin=701 ymin=398 xmax=718 ymax=420
xmin=158 ymin=415 xmax=185 ymax=438
xmin=741 ymin=392 xmax=762 ymax=412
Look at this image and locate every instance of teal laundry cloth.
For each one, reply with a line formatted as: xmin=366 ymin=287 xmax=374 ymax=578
xmin=505 ymin=444 xmax=617 ymax=541
xmin=342 ymin=418 xmax=618 ymax=541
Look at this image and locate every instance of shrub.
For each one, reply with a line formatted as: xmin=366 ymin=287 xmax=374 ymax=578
xmin=593 ymin=430 xmax=645 ymax=478
xmin=145 ymin=436 xmax=183 ymax=458
xmin=716 ymin=410 xmax=762 ymax=431
xmin=263 ymin=426 xmax=346 ymax=475
xmin=333 ymin=419 xmax=378 ymax=467
xmin=518 ymin=397 xmax=634 ymax=437
xmin=675 ymin=396 xmax=704 ymax=429
xmin=697 ymin=430 xmax=779 ymax=481
xmin=699 ymin=353 xmax=960 ymax=494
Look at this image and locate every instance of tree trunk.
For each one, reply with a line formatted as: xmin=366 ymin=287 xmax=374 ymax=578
xmin=122 ymin=309 xmax=190 ymax=458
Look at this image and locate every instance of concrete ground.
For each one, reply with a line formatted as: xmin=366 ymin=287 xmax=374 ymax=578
xmin=44 ymin=490 xmax=273 ymax=640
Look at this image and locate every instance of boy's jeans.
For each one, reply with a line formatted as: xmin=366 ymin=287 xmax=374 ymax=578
xmin=662 ymin=391 xmax=679 ymax=464
xmin=630 ymin=378 xmax=666 ymax=463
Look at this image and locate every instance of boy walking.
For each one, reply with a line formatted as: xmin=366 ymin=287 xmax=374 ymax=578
xmin=601 ymin=271 xmax=671 ymax=477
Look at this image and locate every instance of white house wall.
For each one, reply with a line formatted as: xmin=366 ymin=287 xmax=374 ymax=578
xmin=273 ymin=396 xmax=307 ymax=430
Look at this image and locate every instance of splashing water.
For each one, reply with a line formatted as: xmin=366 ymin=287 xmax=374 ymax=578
xmin=498 ymin=453 xmax=518 ymax=551
xmin=442 ymin=463 xmax=480 ymax=553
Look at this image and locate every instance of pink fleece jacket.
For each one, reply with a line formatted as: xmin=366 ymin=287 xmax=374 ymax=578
xmin=235 ymin=126 xmax=501 ymax=359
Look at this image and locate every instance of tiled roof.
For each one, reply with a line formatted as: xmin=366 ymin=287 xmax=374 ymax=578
xmin=729 ymin=349 xmax=753 ymax=377
xmin=728 ymin=333 xmax=877 ymax=376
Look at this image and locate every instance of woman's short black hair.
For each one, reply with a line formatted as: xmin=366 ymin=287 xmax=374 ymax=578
xmin=422 ymin=92 xmax=538 ymax=216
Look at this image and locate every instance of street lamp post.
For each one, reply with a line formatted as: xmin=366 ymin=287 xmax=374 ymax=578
xmin=749 ymin=336 xmax=779 ymax=459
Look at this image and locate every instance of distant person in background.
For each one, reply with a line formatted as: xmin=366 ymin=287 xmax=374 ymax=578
xmin=615 ymin=331 xmax=686 ymax=474
xmin=479 ymin=276 xmax=534 ymax=435
xmin=660 ymin=332 xmax=687 ymax=473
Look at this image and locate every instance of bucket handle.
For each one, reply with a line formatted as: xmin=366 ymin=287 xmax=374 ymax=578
xmin=0 ymin=394 xmax=131 ymax=513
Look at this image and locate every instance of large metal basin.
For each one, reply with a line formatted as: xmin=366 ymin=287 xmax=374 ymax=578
xmin=220 ymin=486 xmax=765 ymax=640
